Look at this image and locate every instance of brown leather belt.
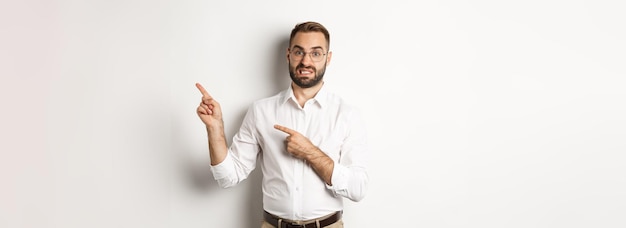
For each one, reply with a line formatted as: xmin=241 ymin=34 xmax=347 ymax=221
xmin=263 ymin=210 xmax=342 ymax=228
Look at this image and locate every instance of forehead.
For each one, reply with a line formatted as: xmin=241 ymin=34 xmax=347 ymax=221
xmin=290 ymin=32 xmax=328 ymax=50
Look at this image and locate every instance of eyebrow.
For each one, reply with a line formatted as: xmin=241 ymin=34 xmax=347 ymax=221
xmin=292 ymin=45 xmax=325 ymax=51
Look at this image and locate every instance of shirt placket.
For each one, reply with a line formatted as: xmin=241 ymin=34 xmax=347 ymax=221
xmin=292 ymin=105 xmax=306 ymax=219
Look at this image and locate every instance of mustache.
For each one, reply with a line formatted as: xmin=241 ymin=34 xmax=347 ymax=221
xmin=297 ymin=64 xmax=315 ymax=71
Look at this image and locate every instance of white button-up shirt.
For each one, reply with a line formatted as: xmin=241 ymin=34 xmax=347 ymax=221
xmin=211 ymin=84 xmax=369 ymax=220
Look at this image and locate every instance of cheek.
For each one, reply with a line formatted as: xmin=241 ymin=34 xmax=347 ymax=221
xmin=290 ymin=63 xmax=299 ymax=71
xmin=289 ymin=59 xmax=298 ymax=66
xmin=316 ymin=63 xmax=326 ymax=71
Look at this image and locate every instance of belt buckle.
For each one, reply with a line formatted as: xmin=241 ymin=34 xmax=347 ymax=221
xmin=285 ymin=223 xmax=305 ymax=228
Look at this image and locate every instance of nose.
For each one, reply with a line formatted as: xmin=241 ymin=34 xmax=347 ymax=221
xmin=300 ymin=53 xmax=314 ymax=65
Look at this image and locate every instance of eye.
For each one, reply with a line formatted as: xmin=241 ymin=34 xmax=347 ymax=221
xmin=311 ymin=51 xmax=322 ymax=57
xmin=294 ymin=50 xmax=304 ymax=56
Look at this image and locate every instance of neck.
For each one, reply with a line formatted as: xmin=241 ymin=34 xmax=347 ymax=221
xmin=292 ymin=81 xmax=323 ymax=107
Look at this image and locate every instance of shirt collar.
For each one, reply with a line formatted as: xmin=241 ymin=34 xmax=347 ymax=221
xmin=280 ymin=83 xmax=329 ymax=108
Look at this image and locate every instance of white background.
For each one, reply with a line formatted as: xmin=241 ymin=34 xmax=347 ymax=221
xmin=1 ymin=0 xmax=625 ymax=227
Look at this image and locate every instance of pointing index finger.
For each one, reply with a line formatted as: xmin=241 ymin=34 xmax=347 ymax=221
xmin=195 ymin=83 xmax=211 ymax=98
xmin=274 ymin=124 xmax=296 ymax=135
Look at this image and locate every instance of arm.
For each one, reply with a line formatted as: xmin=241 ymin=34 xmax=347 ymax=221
xmin=195 ymin=83 xmax=228 ymax=165
xmin=273 ymin=124 xmax=335 ymax=185
xmin=305 ymin=148 xmax=335 ymax=185
xmin=274 ymin=121 xmax=369 ymax=202
xmin=197 ymin=83 xmax=260 ymax=188
xmin=326 ymin=110 xmax=369 ymax=202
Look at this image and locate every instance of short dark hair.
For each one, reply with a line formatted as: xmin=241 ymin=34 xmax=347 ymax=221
xmin=289 ymin=21 xmax=330 ymax=49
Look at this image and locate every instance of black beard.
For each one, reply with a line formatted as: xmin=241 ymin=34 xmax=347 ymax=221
xmin=288 ymin=62 xmax=326 ymax=88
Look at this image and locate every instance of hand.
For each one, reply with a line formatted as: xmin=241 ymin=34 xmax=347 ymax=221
xmin=196 ymin=83 xmax=223 ymax=127
xmin=274 ymin=124 xmax=318 ymax=160
xmin=274 ymin=124 xmax=334 ymax=185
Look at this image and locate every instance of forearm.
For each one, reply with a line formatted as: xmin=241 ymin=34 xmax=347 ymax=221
xmin=306 ymin=148 xmax=335 ymax=185
xmin=207 ymin=122 xmax=228 ymax=166
xmin=307 ymin=148 xmax=368 ymax=201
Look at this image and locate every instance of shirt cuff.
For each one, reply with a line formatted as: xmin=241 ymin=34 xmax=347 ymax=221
xmin=326 ymin=161 xmax=349 ymax=194
xmin=210 ymin=153 xmax=235 ymax=180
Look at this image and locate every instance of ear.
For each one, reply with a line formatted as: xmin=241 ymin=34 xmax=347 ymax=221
xmin=326 ymin=51 xmax=332 ymax=65
xmin=286 ymin=48 xmax=291 ymax=63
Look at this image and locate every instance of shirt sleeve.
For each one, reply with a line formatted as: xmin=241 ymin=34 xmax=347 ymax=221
xmin=325 ymin=108 xmax=369 ymax=202
xmin=210 ymin=106 xmax=261 ymax=188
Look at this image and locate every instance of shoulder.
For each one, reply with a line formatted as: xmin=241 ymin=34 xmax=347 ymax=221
xmin=247 ymin=90 xmax=286 ymax=114
xmin=254 ymin=90 xmax=284 ymax=105
xmin=324 ymin=89 xmax=362 ymax=117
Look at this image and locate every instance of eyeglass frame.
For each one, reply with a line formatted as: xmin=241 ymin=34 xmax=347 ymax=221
xmin=288 ymin=47 xmax=329 ymax=62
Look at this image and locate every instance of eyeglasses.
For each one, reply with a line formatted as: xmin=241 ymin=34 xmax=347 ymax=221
xmin=289 ymin=49 xmax=327 ymax=62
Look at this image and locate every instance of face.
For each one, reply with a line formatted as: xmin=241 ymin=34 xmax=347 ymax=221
xmin=287 ymin=32 xmax=332 ymax=88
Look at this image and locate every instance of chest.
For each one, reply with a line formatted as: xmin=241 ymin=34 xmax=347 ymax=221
xmin=259 ymin=105 xmax=348 ymax=158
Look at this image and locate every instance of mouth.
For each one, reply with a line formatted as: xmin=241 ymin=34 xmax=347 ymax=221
xmin=297 ymin=67 xmax=315 ymax=77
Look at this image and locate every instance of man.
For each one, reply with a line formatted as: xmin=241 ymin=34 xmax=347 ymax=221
xmin=195 ymin=21 xmax=368 ymax=228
